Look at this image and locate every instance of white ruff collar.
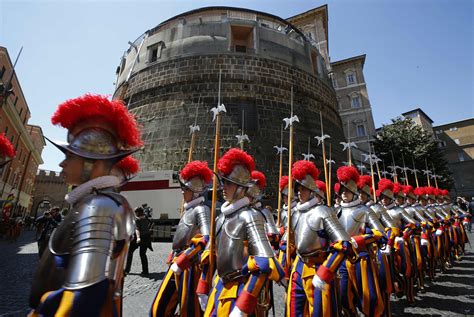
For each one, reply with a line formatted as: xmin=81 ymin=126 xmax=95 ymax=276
xmin=221 ymin=197 xmax=250 ymax=216
xmin=184 ymin=196 xmax=205 ymax=210
xmin=341 ymin=198 xmax=361 ymax=208
xmin=296 ymin=197 xmax=318 ymax=212
xmin=66 ymin=176 xmax=120 ymax=205
xmin=283 ymin=201 xmax=297 ymax=211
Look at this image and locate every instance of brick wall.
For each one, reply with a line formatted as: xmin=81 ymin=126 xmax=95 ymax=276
xmin=119 ymin=54 xmax=347 ymax=201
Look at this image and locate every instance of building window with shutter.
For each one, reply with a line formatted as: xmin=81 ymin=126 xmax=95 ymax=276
xmin=351 ymin=95 xmax=361 ymax=108
xmin=356 ymin=124 xmax=366 ymax=137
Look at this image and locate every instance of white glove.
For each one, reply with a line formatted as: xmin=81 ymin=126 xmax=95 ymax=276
xmin=312 ymin=274 xmax=328 ymax=291
xmin=136 ymin=238 xmax=141 ymax=244
xmin=395 ymin=237 xmax=404 ymax=245
xmin=381 ymin=245 xmax=391 ymax=255
xmin=435 ymin=229 xmax=443 ymax=236
xmin=229 ymin=306 xmax=247 ymax=317
xmin=350 ymin=237 xmax=359 ymax=251
xmin=198 ymin=294 xmax=208 ymax=312
xmin=421 ymin=238 xmax=429 ymax=246
xmin=171 ymin=262 xmax=182 ymax=274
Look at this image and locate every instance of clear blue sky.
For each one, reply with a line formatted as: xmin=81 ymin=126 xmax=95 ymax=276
xmin=1 ymin=0 xmax=473 ymax=171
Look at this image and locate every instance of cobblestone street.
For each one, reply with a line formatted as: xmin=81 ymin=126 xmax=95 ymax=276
xmin=1 ymin=230 xmax=474 ymax=316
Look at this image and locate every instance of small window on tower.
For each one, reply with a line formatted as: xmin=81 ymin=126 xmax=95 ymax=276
xmin=230 ymin=25 xmax=254 ymax=53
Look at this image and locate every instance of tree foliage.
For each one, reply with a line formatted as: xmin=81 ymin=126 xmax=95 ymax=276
xmin=373 ymin=117 xmax=453 ymax=189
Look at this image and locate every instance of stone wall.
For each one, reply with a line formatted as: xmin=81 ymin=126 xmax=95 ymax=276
xmin=122 ymin=54 xmax=347 ymax=202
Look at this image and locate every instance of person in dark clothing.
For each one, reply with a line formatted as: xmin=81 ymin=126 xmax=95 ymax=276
xmin=125 ymin=207 xmax=152 ymax=275
xmin=34 ymin=207 xmax=62 ymax=257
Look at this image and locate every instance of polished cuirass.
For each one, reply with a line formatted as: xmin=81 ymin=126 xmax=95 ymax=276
xmin=369 ymin=202 xmax=396 ymax=228
xmin=338 ymin=201 xmax=385 ymax=237
xmin=421 ymin=205 xmax=436 ymax=221
xmin=215 ymin=206 xmax=274 ymax=279
xmin=293 ymin=202 xmax=349 ymax=257
xmin=255 ymin=206 xmax=279 ymax=236
xmin=172 ymin=202 xmax=210 ymax=251
xmin=440 ymin=203 xmax=452 ymax=217
xmin=49 ymin=189 xmax=135 ymax=290
xmin=428 ymin=205 xmax=447 ymax=220
xmin=385 ymin=203 xmax=417 ymax=228
xmin=405 ymin=204 xmax=428 ymax=223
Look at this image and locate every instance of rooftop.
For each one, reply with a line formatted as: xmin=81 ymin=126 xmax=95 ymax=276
xmin=402 ymin=108 xmax=434 ymax=123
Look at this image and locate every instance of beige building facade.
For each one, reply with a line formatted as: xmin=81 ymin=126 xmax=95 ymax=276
xmin=330 ymin=55 xmax=377 ymax=153
xmin=434 ymin=118 xmax=474 ymax=198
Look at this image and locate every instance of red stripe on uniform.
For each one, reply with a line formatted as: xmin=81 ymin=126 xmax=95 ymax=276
xmin=121 ymin=180 xmax=179 ymax=191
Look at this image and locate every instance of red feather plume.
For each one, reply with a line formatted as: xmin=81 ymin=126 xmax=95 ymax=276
xmin=414 ymin=187 xmax=425 ymax=197
xmin=334 ymin=182 xmax=341 ymax=195
xmin=393 ymin=182 xmax=403 ymax=194
xmin=180 ymin=161 xmax=213 ymax=184
xmin=440 ymin=189 xmax=449 ymax=196
xmin=0 ymin=133 xmax=15 ymax=158
xmin=378 ymin=178 xmax=394 ymax=193
xmin=51 ymin=94 xmax=142 ymax=147
xmin=279 ymin=176 xmax=289 ymax=191
xmin=292 ymin=160 xmax=319 ymax=182
xmin=316 ymin=180 xmax=326 ymax=193
xmin=425 ymin=186 xmax=436 ymax=196
xmin=218 ymin=148 xmax=255 ymax=176
xmin=115 ymin=156 xmax=140 ymax=175
xmin=402 ymin=185 xmax=414 ymax=195
xmin=336 ymin=166 xmax=360 ymax=183
xmin=251 ymin=170 xmax=266 ymax=190
xmin=357 ymin=175 xmax=372 ymax=189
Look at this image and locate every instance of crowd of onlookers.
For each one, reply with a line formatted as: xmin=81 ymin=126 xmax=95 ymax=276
xmin=457 ymin=196 xmax=474 ymax=232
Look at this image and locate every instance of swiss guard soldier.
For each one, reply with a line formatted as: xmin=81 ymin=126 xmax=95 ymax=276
xmin=150 ymin=160 xmax=213 ymax=317
xmin=357 ymin=175 xmax=395 ymax=316
xmin=286 ymin=160 xmax=351 ymax=317
xmin=336 ymin=166 xmax=384 ymax=317
xmin=247 ymin=170 xmax=279 ymax=316
xmin=248 ymin=170 xmax=280 ymax=250
xmin=425 ymin=186 xmax=450 ymax=270
xmin=401 ymin=185 xmax=430 ymax=292
xmin=277 ymin=175 xmax=297 ymax=281
xmin=29 ymin=94 xmax=142 ymax=316
xmin=378 ymin=179 xmax=418 ymax=305
xmin=415 ymin=186 xmax=438 ymax=280
xmin=203 ymin=148 xmax=284 ymax=317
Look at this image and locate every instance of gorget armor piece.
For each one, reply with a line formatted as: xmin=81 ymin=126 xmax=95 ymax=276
xmin=292 ymin=202 xmax=349 ymax=257
xmin=339 ymin=202 xmax=385 ymax=237
xmin=385 ymin=203 xmax=417 ymax=228
xmin=215 ymin=206 xmax=274 ymax=279
xmin=48 ymin=188 xmax=135 ymax=290
xmin=369 ymin=203 xmax=396 ymax=228
xmin=172 ymin=200 xmax=210 ymax=251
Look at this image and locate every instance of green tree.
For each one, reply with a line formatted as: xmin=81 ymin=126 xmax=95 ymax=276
xmin=373 ymin=117 xmax=453 ymax=189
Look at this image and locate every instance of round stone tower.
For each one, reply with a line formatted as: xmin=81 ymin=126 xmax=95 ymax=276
xmin=114 ymin=6 xmax=347 ymax=201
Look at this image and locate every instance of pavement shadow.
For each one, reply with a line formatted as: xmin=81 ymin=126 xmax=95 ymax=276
xmin=145 ymin=272 xmax=166 ymax=282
